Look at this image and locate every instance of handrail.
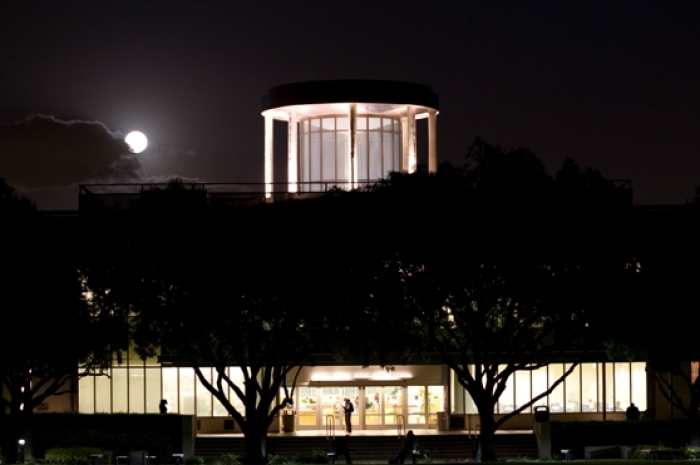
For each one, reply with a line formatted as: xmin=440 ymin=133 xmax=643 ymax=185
xmin=325 ymin=415 xmax=335 ymax=440
xmin=396 ymin=414 xmax=405 ymax=438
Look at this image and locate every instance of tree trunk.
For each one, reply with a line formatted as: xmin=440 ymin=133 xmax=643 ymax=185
xmin=2 ymin=410 xmax=23 ymax=464
xmin=242 ymin=425 xmax=268 ymax=464
xmin=476 ymin=407 xmax=498 ymax=461
xmin=690 ymin=413 xmax=700 ymax=447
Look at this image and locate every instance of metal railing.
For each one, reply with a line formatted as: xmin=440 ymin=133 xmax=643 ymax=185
xmin=325 ymin=415 xmax=336 ymax=440
xmin=78 ymin=180 xmax=383 ymax=211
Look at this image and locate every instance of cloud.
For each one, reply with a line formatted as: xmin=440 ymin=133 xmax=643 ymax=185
xmin=0 ymin=114 xmax=143 ymax=188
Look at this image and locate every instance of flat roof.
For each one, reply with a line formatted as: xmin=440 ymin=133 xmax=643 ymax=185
xmin=262 ymin=80 xmax=439 ymax=111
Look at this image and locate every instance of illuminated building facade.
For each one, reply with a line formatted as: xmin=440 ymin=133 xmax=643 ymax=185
xmin=56 ymin=80 xmax=666 ymax=434
xmin=261 ymin=80 xmax=439 ymax=197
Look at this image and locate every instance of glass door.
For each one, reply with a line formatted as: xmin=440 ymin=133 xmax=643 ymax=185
xmin=297 ymin=386 xmax=318 ymax=427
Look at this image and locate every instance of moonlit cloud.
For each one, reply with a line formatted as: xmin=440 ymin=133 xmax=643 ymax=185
xmin=0 ymin=114 xmax=144 ymax=188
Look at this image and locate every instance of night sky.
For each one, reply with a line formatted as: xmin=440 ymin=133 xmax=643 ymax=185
xmin=1 ymin=0 xmax=699 ymax=209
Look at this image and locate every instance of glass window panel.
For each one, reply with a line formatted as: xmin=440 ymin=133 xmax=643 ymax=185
xmin=112 ymin=368 xmax=128 ymax=413
xmin=319 ymin=387 xmax=358 ymax=429
xmin=180 ymin=368 xmax=195 ymax=415
xmin=336 ymin=117 xmax=349 ymax=130
xmin=143 ymin=352 xmax=160 ymax=366
xmin=394 ymin=133 xmax=401 ymax=170
xmin=357 ymin=131 xmax=368 ymax=182
xmin=78 ymin=376 xmax=95 ymax=413
xmin=426 ymin=385 xmax=443 ymax=428
xmin=384 ymin=386 xmax=403 ymax=425
xmin=368 ymin=117 xmax=381 ymax=130
xmin=322 ymin=132 xmax=336 ymax=181
xmin=95 ymin=371 xmax=111 ymax=413
xmin=356 ymin=117 xmax=366 ymax=130
xmin=212 ymin=394 xmax=229 ymax=417
xmin=383 ymin=133 xmax=394 ymax=177
xmin=451 ymin=368 xmax=477 ymax=414
xmin=368 ymin=132 xmax=382 ymax=180
xmin=145 ymin=367 xmax=161 ymax=413
xmin=615 ymin=362 xmax=631 ymax=412
xmin=581 ymin=363 xmax=598 ymax=412
xmin=336 ymin=132 xmax=349 ymax=186
xmin=226 ymin=368 xmax=246 ymax=416
xmin=564 ymin=363 xmax=581 ymax=412
xmin=299 ymin=132 xmax=308 ymax=190
xmin=195 ymin=367 xmax=212 ymax=417
xmin=129 ymin=367 xmax=145 ymax=413
xmin=365 ymin=387 xmax=382 ymax=425
xmin=548 ymin=363 xmax=573 ymax=412
xmin=321 ymin=387 xmax=342 ymax=425
xmin=407 ymin=386 xmax=425 ymax=424
xmin=310 ymin=133 xmax=321 ymax=183
xmin=322 ymin=118 xmax=335 ymax=130
xmin=310 ymin=118 xmax=322 ymax=131
xmin=601 ymin=363 xmax=614 ymax=412
xmin=127 ymin=345 xmax=144 ymax=366
xmin=497 ymin=366 xmax=515 ymax=413
xmin=382 ymin=118 xmax=394 ymax=130
xmin=514 ymin=370 xmax=531 ymax=412
xmin=210 ymin=368 xmax=230 ymax=417
xmin=631 ymin=362 xmax=647 ymax=410
xmin=297 ymin=387 xmax=318 ymax=426
xmin=345 ymin=387 xmax=359 ymax=431
xmin=532 ymin=366 xmax=549 ymax=411
xmin=162 ymin=367 xmax=179 ymax=414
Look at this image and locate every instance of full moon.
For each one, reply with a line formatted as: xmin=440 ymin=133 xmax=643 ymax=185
xmin=125 ymin=131 xmax=148 ymax=153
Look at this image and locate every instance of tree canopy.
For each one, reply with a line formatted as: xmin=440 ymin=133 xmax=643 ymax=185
xmin=0 ymin=182 xmax=130 ymax=462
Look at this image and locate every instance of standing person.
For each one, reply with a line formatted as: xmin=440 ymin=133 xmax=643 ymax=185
xmin=390 ymin=430 xmax=419 ymax=464
xmin=342 ymin=396 xmax=354 ymax=433
xmin=626 ymin=402 xmax=640 ymax=420
xmin=159 ymin=399 xmax=168 ymax=414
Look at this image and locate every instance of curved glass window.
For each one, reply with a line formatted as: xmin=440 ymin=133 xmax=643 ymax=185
xmin=298 ymin=116 xmax=401 ymax=191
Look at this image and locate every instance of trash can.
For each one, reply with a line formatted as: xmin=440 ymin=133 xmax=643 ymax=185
xmin=281 ymin=411 xmax=296 ymax=433
xmin=534 ymin=406 xmax=550 ymax=423
xmin=437 ymin=412 xmax=448 ymax=431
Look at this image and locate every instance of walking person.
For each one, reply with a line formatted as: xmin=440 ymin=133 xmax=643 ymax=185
xmin=342 ymin=396 xmax=354 ymax=433
xmin=389 ymin=430 xmax=419 ymax=464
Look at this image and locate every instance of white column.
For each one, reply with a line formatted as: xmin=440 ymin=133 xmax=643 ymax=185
xmin=406 ymin=106 xmax=417 ymax=173
xmin=428 ymin=109 xmax=438 ymax=173
xmin=349 ymin=104 xmax=357 ymax=190
xmin=401 ymin=116 xmax=409 ymax=172
xmin=264 ymin=114 xmax=274 ymax=201
xmin=288 ymin=110 xmax=298 ymax=193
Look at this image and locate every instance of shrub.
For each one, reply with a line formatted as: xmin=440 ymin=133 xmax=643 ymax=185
xmin=45 ymin=447 xmax=110 ymax=465
xmin=184 ymin=457 xmax=204 ymax=465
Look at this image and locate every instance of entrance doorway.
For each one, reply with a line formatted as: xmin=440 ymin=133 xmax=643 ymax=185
xmin=294 ymin=385 xmax=443 ymax=431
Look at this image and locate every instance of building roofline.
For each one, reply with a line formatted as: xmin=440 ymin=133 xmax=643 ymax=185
xmin=262 ymin=79 xmax=439 ymax=111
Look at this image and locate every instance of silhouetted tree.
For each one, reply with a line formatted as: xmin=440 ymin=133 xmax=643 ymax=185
xmin=0 ymin=184 xmax=129 ymax=463
xmin=89 ymin=204 xmax=347 ymax=464
xmin=606 ymin=198 xmax=700 ymax=443
xmin=372 ymin=141 xmax=638 ymax=460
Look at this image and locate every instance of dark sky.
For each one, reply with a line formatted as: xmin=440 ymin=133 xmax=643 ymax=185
xmin=1 ymin=0 xmax=699 ymax=209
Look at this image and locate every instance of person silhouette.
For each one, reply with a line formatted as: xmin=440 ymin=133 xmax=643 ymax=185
xmin=342 ymin=397 xmax=354 ymax=433
xmin=626 ymin=402 xmax=640 ymax=420
xmin=390 ymin=430 xmax=419 ymax=464
xmin=159 ymin=399 xmax=168 ymax=414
